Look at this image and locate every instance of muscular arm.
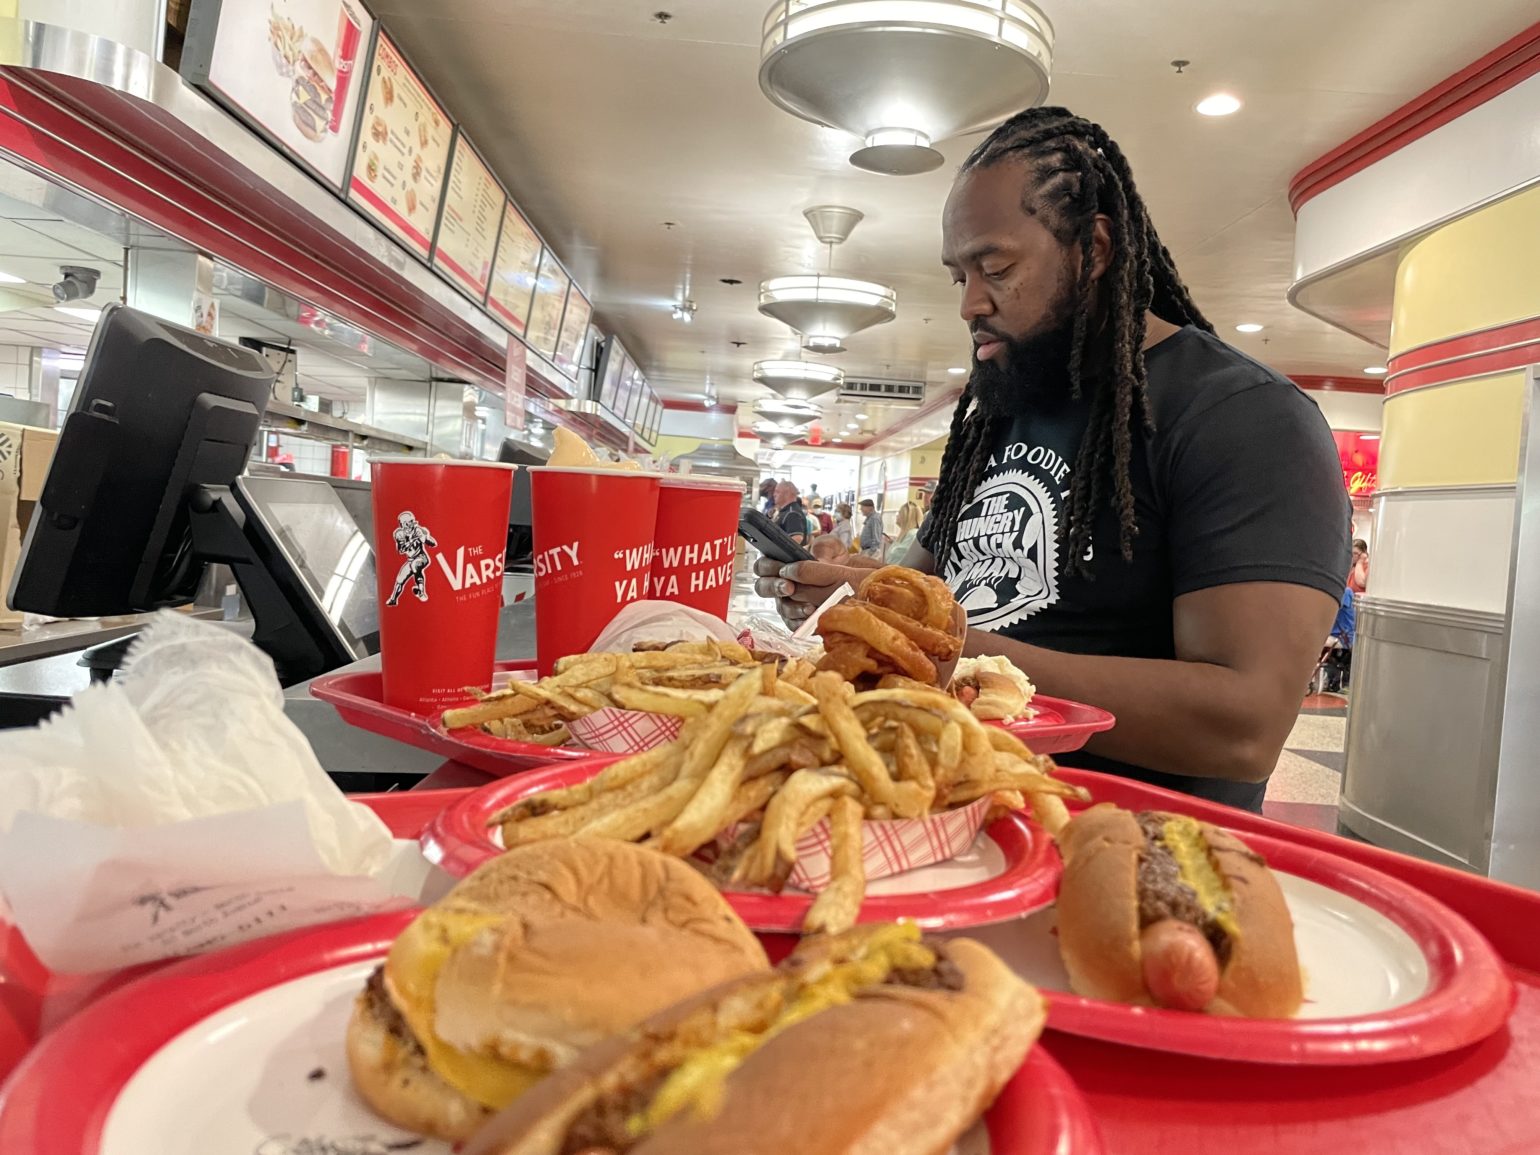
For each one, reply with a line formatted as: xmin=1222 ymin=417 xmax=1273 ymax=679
xmin=965 ymin=582 xmax=1336 ymax=783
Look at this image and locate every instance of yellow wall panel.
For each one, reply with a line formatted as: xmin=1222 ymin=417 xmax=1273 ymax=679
xmin=1391 ymin=183 xmax=1540 ymax=355
xmin=1378 ymin=372 xmax=1526 ymax=489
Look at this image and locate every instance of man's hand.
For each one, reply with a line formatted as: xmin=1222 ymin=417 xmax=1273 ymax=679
xmin=753 ymin=555 xmax=883 ymax=625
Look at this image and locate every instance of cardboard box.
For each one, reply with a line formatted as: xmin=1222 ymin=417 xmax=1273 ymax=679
xmin=0 ymin=422 xmax=59 ymax=627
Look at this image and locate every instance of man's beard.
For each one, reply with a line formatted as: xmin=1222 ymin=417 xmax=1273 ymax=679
xmin=970 ymin=275 xmax=1081 ymax=416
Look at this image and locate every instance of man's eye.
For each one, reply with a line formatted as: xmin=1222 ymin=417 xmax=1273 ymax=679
xmin=983 ymin=265 xmax=1013 ymax=280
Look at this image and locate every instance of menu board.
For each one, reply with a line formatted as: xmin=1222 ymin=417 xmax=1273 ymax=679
xmin=553 ymin=289 xmax=592 ymax=377
xmin=597 ymin=345 xmax=625 ymax=410
xmin=638 ymin=395 xmax=656 ymax=442
xmin=190 ymin=0 xmax=375 ymax=190
xmin=486 ymin=203 xmax=543 ymax=334
xmin=525 ymin=250 xmax=572 ymax=359
xmin=347 ymin=33 xmax=453 ymax=259
xmin=432 ymin=136 xmax=505 ymax=299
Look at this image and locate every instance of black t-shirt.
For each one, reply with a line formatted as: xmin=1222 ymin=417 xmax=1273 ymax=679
xmin=774 ymin=499 xmax=810 ymax=541
xmin=920 ymin=326 xmax=1351 ymax=811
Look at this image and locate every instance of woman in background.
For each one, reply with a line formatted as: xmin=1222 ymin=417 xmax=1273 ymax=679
xmin=886 ymin=500 xmax=923 ymax=564
xmin=833 ymin=502 xmax=855 ymax=552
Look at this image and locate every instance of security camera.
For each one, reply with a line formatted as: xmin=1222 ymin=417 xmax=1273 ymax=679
xmin=52 ymin=265 xmax=101 ymax=303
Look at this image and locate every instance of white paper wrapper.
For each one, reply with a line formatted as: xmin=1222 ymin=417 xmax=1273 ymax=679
xmin=722 ymin=795 xmax=993 ymax=891
xmin=0 ymin=611 xmax=425 ymax=973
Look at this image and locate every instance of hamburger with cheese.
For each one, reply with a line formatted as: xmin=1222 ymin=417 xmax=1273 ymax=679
xmin=346 ymin=837 xmax=769 ymax=1141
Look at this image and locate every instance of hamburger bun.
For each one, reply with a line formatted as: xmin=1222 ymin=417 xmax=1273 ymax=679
xmin=1056 ymin=804 xmax=1302 ymax=1017
xmin=347 ymin=838 xmax=769 ymax=1141
xmin=464 ymin=931 xmax=1044 ymax=1155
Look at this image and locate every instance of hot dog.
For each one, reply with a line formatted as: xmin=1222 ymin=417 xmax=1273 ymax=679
xmin=1055 ymin=804 xmax=1303 ymax=1017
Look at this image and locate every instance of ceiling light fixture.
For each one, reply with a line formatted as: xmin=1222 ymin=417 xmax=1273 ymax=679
xmin=1364 ymin=366 xmax=1388 ymax=375
xmin=1196 ymin=92 xmax=1242 ymax=117
xmin=832 ymin=436 xmax=844 ymax=443
xmin=54 ymin=306 xmax=102 ymax=324
xmin=671 ymin=299 xmax=698 ymax=323
xmin=1235 ymin=323 xmax=1264 ymax=333
xmin=1360 ymin=434 xmax=1381 ymax=441
xmin=947 ymin=366 xmax=967 ymax=375
xmin=753 ymin=358 xmax=844 ymax=400
xmin=856 ymin=411 xmax=869 ymax=419
xmin=759 ymin=0 xmax=1055 ymax=175
xmin=759 ymin=206 xmax=897 ymax=352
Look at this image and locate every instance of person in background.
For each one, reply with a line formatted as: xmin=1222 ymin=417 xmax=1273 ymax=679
xmin=811 ymin=497 xmax=835 ymax=537
xmin=858 ymin=498 xmax=886 ymax=558
xmin=833 ymin=502 xmax=855 ymax=552
xmin=758 ymin=478 xmax=778 ymax=515
xmin=773 ymin=480 xmax=811 ymax=546
xmin=1323 ymin=582 xmax=1356 ymax=693
xmin=887 ymin=500 xmax=923 ymax=563
xmin=1348 ymin=538 xmax=1370 ymax=595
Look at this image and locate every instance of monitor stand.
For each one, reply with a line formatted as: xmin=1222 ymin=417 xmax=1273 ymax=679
xmin=186 ymin=483 xmax=332 ymax=686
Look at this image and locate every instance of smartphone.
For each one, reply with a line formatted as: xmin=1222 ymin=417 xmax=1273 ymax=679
xmin=739 ymin=507 xmax=814 ymax=565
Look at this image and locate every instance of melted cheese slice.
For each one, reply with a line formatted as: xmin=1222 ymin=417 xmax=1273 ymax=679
xmin=384 ymin=909 xmax=545 ymax=1108
xmin=637 ymin=923 xmax=935 ymax=1135
xmin=1161 ymin=816 xmax=1239 ymax=939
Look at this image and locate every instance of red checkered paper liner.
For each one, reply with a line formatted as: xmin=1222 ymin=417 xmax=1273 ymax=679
xmin=723 ymin=795 xmax=992 ymax=891
xmin=566 ymin=708 xmax=684 ymax=754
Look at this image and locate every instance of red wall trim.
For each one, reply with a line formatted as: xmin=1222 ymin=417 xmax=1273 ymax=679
xmin=1288 ymin=20 xmax=1540 ymax=214
xmin=1289 ymin=375 xmax=1386 ymax=396
xmin=1385 ymin=318 xmax=1540 ymax=395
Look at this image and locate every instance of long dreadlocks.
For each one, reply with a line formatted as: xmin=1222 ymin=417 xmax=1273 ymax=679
xmin=925 ymin=107 xmax=1212 ymax=579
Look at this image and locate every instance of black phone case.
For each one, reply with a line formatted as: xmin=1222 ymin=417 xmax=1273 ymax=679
xmin=739 ymin=507 xmax=814 ymax=565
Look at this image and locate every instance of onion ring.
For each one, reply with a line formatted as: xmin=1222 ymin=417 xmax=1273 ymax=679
xmin=860 ymin=566 xmax=954 ymax=630
xmin=859 ymin=601 xmax=963 ymax=661
xmin=817 ymin=602 xmax=937 ymax=683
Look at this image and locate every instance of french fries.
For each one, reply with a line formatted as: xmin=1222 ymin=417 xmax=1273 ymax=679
xmin=491 ymin=661 xmax=1090 ymax=937
xmin=442 ymin=642 xmax=764 ymax=741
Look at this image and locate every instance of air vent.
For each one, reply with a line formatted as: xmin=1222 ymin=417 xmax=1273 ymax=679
xmin=837 ymin=377 xmax=926 ymax=406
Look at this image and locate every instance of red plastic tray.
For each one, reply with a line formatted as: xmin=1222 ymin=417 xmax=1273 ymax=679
xmin=0 ymin=909 xmax=1101 ymax=1155
xmin=312 ymin=659 xmax=1114 ymax=772
xmin=308 ymin=659 xmax=593 ymax=775
xmin=1000 ymin=693 xmax=1116 ymax=754
xmin=421 ymin=759 xmax=1063 ymax=932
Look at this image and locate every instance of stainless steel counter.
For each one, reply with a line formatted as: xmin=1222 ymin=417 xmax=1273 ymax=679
xmin=0 ymin=608 xmax=223 ymax=668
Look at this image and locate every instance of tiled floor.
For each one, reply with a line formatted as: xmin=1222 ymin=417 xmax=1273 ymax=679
xmin=1263 ymin=693 xmax=1350 ymax=832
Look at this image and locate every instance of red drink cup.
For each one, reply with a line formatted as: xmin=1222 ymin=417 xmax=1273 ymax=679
xmin=330 ymin=0 xmax=365 ymax=135
xmin=528 ymin=467 xmax=661 ymax=676
xmin=370 ymin=458 xmax=516 ymax=712
xmin=650 ymin=476 xmax=744 ymax=618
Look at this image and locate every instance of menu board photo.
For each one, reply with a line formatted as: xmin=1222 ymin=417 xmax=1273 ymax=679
xmin=599 ymin=348 xmax=627 ymax=411
xmin=553 ymin=289 xmax=592 ymax=377
xmin=525 ymin=250 xmax=572 ymax=359
xmin=347 ymin=33 xmax=454 ymax=259
xmin=432 ymin=136 xmax=506 ymax=300
xmin=187 ymin=0 xmax=375 ymax=190
xmin=486 ymin=203 xmax=543 ymax=334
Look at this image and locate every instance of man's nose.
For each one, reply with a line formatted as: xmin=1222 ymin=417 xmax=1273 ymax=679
xmin=959 ymin=274 xmax=993 ymax=323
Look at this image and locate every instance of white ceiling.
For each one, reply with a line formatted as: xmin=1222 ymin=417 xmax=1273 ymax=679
xmin=372 ymin=0 xmax=1538 ymax=441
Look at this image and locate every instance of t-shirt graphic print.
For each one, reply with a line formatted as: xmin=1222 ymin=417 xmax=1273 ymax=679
xmin=944 ymin=463 xmax=1063 ymax=632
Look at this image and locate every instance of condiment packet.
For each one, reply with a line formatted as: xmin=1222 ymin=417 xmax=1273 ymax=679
xmin=0 ymin=611 xmax=428 ymax=973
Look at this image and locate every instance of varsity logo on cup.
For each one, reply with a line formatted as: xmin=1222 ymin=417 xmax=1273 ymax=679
xmin=384 ymin=509 xmax=507 ymax=608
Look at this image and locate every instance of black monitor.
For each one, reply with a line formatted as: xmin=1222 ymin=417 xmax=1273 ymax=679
xmin=8 ymin=304 xmax=359 ymax=684
xmin=497 ymin=438 xmax=544 ymax=567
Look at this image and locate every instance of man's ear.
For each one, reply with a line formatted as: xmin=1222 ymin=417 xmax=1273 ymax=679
xmin=1090 ymin=214 xmax=1113 ymax=281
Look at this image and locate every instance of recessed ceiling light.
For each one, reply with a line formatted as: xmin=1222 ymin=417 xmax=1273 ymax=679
xmin=856 ymin=412 xmax=869 ymax=419
xmin=846 ymin=422 xmax=859 ymax=429
xmin=832 ymin=437 xmax=844 ymax=443
xmin=1235 ymin=323 xmax=1263 ymax=333
xmin=55 ymin=306 xmax=102 ymax=324
xmin=0 ymin=270 xmax=24 ymax=285
xmin=1364 ymin=366 xmax=1387 ymax=375
xmin=1196 ymin=93 xmax=1242 ymax=117
xmin=947 ymin=366 xmax=966 ymax=375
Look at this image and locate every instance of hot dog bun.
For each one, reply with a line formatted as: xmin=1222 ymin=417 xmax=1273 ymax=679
xmin=1056 ymin=804 xmax=1302 ymax=1017
xmin=463 ymin=927 xmax=1045 ymax=1155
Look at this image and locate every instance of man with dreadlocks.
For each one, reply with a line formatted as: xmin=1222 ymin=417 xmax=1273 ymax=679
xmin=756 ymin=108 xmax=1349 ymax=811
